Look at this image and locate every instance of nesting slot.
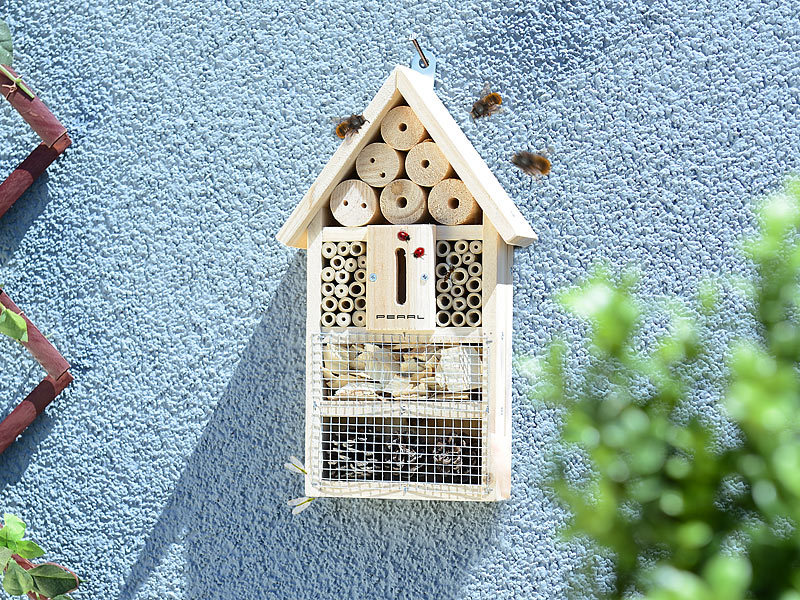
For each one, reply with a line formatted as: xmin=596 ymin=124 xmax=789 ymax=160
xmin=321 ymin=417 xmax=483 ymax=485
xmin=320 ymin=241 xmax=368 ymax=327
xmin=435 ymin=239 xmax=483 ymax=327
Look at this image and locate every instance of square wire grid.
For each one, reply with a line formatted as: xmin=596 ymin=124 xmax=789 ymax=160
xmin=310 ymin=331 xmax=490 ymax=498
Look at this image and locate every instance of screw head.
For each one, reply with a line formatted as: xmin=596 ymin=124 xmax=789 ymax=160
xmin=369 ymin=273 xmax=377 ymax=282
xmin=421 ymin=274 xmax=429 ymax=281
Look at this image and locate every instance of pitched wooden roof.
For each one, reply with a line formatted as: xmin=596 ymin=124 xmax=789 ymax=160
xmin=276 ymin=66 xmax=537 ymax=248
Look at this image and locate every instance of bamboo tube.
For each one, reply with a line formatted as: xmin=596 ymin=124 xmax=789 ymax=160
xmin=469 ymin=240 xmax=483 ymax=254
xmin=336 ymin=242 xmax=351 ymax=255
xmin=334 ymin=270 xmax=350 ymax=284
xmin=466 ymin=309 xmax=482 ymax=327
xmin=334 ymin=284 xmax=349 ymax=298
xmin=322 ymin=282 xmax=335 ymax=297
xmin=445 ymin=252 xmax=462 ymax=267
xmin=331 ymin=255 xmax=345 ymax=270
xmin=451 ymin=268 xmax=469 ymax=286
xmin=405 ymin=141 xmax=453 ymax=187
xmin=467 ymin=292 xmax=482 ymax=309
xmin=344 ymin=258 xmax=357 ymax=273
xmin=468 ymin=262 xmax=483 ymax=277
xmin=380 ymin=106 xmax=427 ymax=150
xmin=428 ymin=179 xmax=481 ymax=225
xmin=322 ymin=297 xmax=338 ymax=312
xmin=452 ymin=296 xmax=467 ymax=312
xmin=435 ymin=263 xmax=451 ymax=278
xmin=357 ymin=255 xmax=367 ymax=269
xmin=321 ymin=267 xmax=336 ymax=282
xmin=451 ymin=285 xmax=465 ymax=298
xmin=338 ymin=297 xmax=354 ymax=312
xmin=436 ymin=278 xmax=452 ymax=294
xmin=450 ymin=311 xmax=466 ymax=327
xmin=453 ymin=240 xmax=469 ymax=254
xmin=356 ymin=142 xmax=404 ymax=187
xmin=322 ymin=242 xmax=337 ymax=259
xmin=336 ymin=312 xmax=352 ymax=327
xmin=466 ymin=276 xmax=482 ymax=292
xmin=354 ymin=296 xmax=367 ymax=310
xmin=436 ymin=240 xmax=450 ymax=257
xmin=330 ymin=180 xmax=381 ymax=227
xmin=349 ymin=282 xmax=365 ymax=297
xmin=355 ymin=269 xmax=366 ymax=283
xmin=321 ymin=312 xmax=337 ymax=327
xmin=353 ymin=311 xmax=366 ymax=327
xmin=436 ymin=311 xmax=451 ymax=327
xmin=379 ymin=179 xmax=428 ymax=224
xmin=462 ymin=252 xmax=476 ymax=265
xmin=350 ymin=242 xmax=365 ymax=256
xmin=436 ymin=293 xmax=453 ymax=311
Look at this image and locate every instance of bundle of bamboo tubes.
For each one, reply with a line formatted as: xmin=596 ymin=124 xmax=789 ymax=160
xmin=434 ymin=239 xmax=483 ymax=327
xmin=320 ymin=241 xmax=367 ymax=327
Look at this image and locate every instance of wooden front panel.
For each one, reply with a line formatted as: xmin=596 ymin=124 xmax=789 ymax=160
xmin=366 ymin=225 xmax=436 ymax=330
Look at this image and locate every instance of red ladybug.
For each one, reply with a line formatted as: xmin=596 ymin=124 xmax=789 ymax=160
xmin=413 ymin=247 xmax=425 ymax=258
xmin=397 ymin=231 xmax=410 ymax=241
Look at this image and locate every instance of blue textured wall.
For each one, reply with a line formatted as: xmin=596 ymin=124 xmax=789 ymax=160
xmin=0 ymin=1 xmax=798 ymax=598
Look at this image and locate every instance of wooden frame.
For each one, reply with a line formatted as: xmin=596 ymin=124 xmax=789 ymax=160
xmin=0 ymin=289 xmax=72 ymax=455
xmin=0 ymin=66 xmax=71 ymax=220
xmin=281 ymin=63 xmax=537 ymax=502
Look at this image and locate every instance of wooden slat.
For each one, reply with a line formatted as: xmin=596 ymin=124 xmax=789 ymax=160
xmin=277 ymin=69 xmax=404 ymax=249
xmin=0 ymin=373 xmax=72 ymax=455
xmin=0 ymin=290 xmax=70 ymax=379
xmin=317 ymin=400 xmax=485 ymax=420
xmin=0 ymin=66 xmax=69 ymax=147
xmin=322 ymin=225 xmax=483 ymax=242
xmin=395 ymin=67 xmax=537 ymax=247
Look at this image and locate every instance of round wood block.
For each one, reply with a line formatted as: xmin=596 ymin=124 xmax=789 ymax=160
xmin=428 ymin=178 xmax=481 ymax=225
xmin=355 ymin=143 xmax=404 ymax=187
xmin=330 ymin=179 xmax=380 ymax=227
xmin=379 ymin=179 xmax=428 ymax=224
xmin=380 ymin=106 xmax=427 ymax=151
xmin=405 ymin=141 xmax=453 ymax=187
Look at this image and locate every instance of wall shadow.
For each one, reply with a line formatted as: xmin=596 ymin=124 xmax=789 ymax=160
xmin=0 ymin=172 xmax=54 ymax=265
xmin=118 ymin=252 xmax=500 ymax=600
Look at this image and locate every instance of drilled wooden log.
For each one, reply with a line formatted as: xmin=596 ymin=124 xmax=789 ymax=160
xmin=330 ymin=179 xmax=381 ymax=227
xmin=428 ymin=178 xmax=481 ymax=225
xmin=380 ymin=106 xmax=427 ymax=150
xmin=356 ymin=142 xmax=404 ymax=187
xmin=379 ymin=179 xmax=428 ymax=224
xmin=405 ymin=141 xmax=453 ymax=187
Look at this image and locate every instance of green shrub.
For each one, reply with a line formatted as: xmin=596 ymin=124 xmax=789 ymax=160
xmin=529 ymin=178 xmax=800 ymax=599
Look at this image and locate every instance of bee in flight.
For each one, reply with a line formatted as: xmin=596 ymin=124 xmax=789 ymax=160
xmin=470 ymin=84 xmax=503 ymax=120
xmin=512 ymin=151 xmax=551 ymax=179
xmin=334 ymin=114 xmax=368 ymax=139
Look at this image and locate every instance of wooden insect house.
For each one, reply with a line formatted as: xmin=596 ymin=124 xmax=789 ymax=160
xmin=277 ymin=61 xmax=536 ymax=501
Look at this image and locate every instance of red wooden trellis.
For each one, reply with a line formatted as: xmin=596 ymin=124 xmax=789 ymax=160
xmin=0 ymin=65 xmax=71 ymax=219
xmin=0 ymin=290 xmax=72 ymax=455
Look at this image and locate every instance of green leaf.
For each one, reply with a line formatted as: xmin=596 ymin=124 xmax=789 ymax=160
xmin=0 ymin=514 xmax=26 ymax=546
xmin=28 ymin=564 xmax=79 ymax=598
xmin=0 ymin=547 xmax=12 ymax=570
xmin=0 ymin=20 xmax=12 ymax=66
xmin=14 ymin=539 xmax=45 ymax=559
xmin=0 ymin=307 xmax=28 ymax=342
xmin=3 ymin=561 xmax=34 ymax=596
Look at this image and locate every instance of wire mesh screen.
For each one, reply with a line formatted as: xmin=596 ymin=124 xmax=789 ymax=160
xmin=310 ymin=331 xmax=490 ymax=498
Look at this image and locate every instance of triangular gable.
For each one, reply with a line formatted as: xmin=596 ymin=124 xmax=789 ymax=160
xmin=276 ymin=66 xmax=537 ymax=249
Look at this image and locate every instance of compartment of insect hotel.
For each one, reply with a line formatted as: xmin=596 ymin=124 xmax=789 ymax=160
xmin=277 ymin=64 xmax=536 ymax=501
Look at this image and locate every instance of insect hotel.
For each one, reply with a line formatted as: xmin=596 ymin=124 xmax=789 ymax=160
xmin=277 ymin=62 xmax=536 ymax=501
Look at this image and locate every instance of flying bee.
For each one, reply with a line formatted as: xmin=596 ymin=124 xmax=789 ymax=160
xmin=470 ymin=84 xmax=503 ymax=120
xmin=334 ymin=114 xmax=368 ymax=139
xmin=512 ymin=151 xmax=551 ymax=178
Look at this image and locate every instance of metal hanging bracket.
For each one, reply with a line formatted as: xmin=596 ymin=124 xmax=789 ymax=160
xmin=409 ymin=36 xmax=437 ymax=81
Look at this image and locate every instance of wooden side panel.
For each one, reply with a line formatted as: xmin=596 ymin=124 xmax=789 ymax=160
xmin=277 ymin=69 xmax=404 ymax=249
xmin=366 ymin=225 xmax=436 ymax=330
xmin=482 ymin=220 xmax=513 ymax=500
xmin=304 ymin=212 xmax=324 ymax=497
xmin=396 ymin=67 xmax=537 ymax=248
